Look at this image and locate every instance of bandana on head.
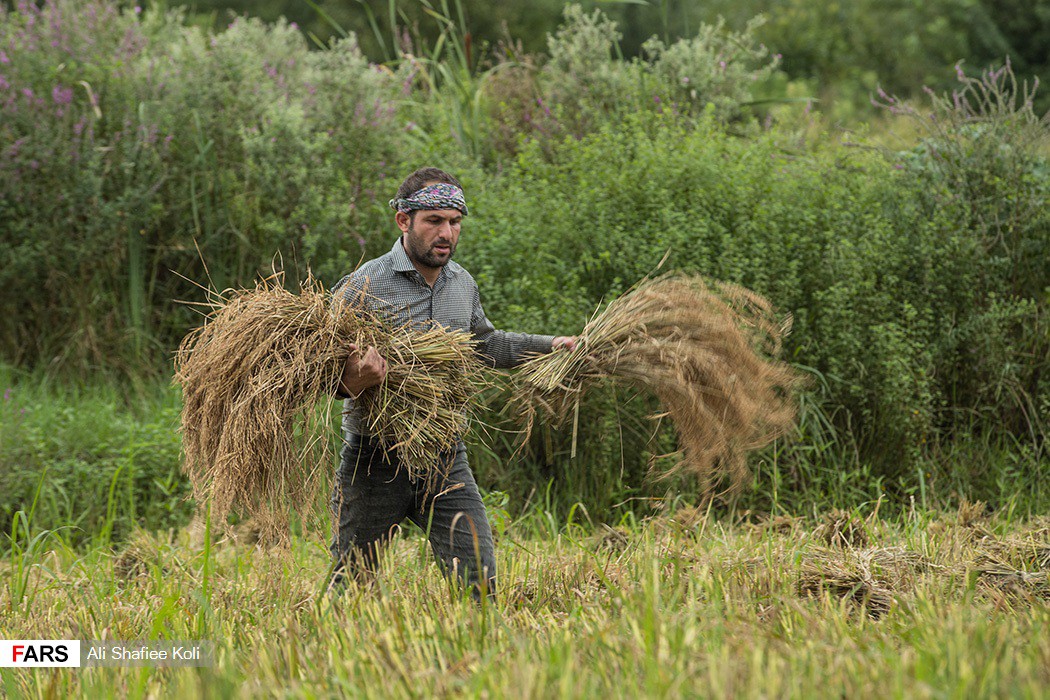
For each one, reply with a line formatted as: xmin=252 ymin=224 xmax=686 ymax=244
xmin=388 ymin=183 xmax=469 ymax=216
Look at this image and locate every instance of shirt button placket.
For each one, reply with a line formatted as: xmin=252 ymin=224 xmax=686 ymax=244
xmin=418 ymin=273 xmax=434 ymax=322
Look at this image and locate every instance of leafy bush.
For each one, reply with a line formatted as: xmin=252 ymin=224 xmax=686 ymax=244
xmin=484 ymin=5 xmax=781 ymax=156
xmin=462 ymin=105 xmax=1046 ymax=506
xmin=876 ymin=62 xmax=1050 ymax=441
xmin=0 ymin=1 xmax=405 ymax=374
xmin=641 ymin=16 xmax=781 ymax=122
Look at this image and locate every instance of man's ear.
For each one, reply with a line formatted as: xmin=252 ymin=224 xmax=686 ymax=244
xmin=395 ymin=211 xmax=412 ymax=233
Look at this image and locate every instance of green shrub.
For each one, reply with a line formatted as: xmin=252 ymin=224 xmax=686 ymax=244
xmin=461 ymin=107 xmax=1046 ymax=507
xmin=877 ymin=62 xmax=1050 ymax=442
xmin=0 ymin=2 xmax=406 ymax=375
xmin=534 ymin=6 xmax=780 ymax=141
xmin=641 ymin=16 xmax=781 ymax=122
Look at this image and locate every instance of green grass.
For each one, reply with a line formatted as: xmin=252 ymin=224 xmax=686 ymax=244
xmin=0 ymin=503 xmax=1047 ymax=697
xmin=0 ymin=372 xmax=1046 ymax=696
xmin=0 ymin=369 xmax=191 ymax=548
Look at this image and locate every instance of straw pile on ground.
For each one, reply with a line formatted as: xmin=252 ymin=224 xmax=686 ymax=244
xmin=511 ymin=273 xmax=803 ymax=490
xmin=174 ymin=277 xmax=484 ymax=537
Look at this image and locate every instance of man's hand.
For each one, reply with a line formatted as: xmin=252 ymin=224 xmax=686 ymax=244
xmin=338 ymin=343 xmax=387 ymax=398
xmin=551 ymin=336 xmax=578 ymax=352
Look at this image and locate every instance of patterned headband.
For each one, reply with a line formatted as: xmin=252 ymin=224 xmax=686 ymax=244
xmin=388 ymin=183 xmax=469 ymax=216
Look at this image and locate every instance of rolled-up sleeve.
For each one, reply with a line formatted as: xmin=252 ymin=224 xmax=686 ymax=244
xmin=470 ymin=284 xmax=553 ymax=368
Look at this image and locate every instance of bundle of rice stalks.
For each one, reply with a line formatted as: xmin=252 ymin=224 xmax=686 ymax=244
xmin=814 ymin=509 xmax=871 ymax=549
xmin=511 ymin=273 xmax=802 ymax=490
xmin=174 ymin=276 xmax=485 ymax=537
xmin=799 ymin=546 xmax=943 ymax=619
xmin=113 ymin=530 xmax=169 ymax=581
xmin=973 ymin=533 xmax=1050 ymax=602
xmin=748 ymin=513 xmax=804 ymax=536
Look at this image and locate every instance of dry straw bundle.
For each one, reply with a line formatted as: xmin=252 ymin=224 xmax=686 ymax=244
xmin=511 ymin=273 xmax=803 ymax=490
xmin=175 ymin=276 xmax=484 ymax=537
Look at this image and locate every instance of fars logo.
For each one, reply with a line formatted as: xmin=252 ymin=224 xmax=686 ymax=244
xmin=0 ymin=641 xmax=81 ymax=667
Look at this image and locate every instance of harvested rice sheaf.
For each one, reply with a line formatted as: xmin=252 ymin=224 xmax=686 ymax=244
xmin=796 ymin=546 xmax=935 ymax=618
xmin=174 ymin=277 xmax=485 ymax=536
xmin=511 ymin=273 xmax=803 ymax=490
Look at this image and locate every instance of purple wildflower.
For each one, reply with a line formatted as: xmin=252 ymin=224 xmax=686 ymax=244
xmin=134 ymin=5 xmax=141 ymax=14
xmin=0 ymin=76 xmax=8 ymax=90
xmin=8 ymin=137 xmax=25 ymax=157
xmin=21 ymin=87 xmax=33 ymax=99
xmin=0 ymin=51 xmax=9 ymax=64
xmin=52 ymin=85 xmax=73 ymax=105
xmin=3 ymin=388 xmax=10 ymax=402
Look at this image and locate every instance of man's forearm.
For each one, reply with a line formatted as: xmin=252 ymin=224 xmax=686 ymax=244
xmin=475 ymin=330 xmax=556 ymax=369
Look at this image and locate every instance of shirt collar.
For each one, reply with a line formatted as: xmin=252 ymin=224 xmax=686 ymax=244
xmin=390 ymin=237 xmax=416 ymax=273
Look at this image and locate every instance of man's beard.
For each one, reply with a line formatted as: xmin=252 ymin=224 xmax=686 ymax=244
xmin=405 ymin=225 xmax=456 ymax=268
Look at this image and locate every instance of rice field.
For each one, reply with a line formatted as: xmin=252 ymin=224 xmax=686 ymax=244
xmin=2 ymin=502 xmax=1048 ymax=698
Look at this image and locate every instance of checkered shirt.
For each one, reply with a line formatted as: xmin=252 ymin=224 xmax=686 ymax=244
xmin=333 ymin=237 xmax=555 ymax=436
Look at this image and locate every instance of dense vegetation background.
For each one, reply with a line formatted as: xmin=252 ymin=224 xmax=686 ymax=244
xmin=0 ymin=0 xmax=1047 ymax=542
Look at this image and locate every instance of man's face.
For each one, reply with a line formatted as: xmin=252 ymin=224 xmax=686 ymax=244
xmin=398 ymin=208 xmax=463 ymax=270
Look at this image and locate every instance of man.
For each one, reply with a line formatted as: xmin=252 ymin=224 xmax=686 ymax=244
xmin=329 ymin=167 xmax=576 ymax=599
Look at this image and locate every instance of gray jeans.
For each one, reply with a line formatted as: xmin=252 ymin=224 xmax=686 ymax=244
xmin=328 ymin=433 xmax=497 ymax=598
